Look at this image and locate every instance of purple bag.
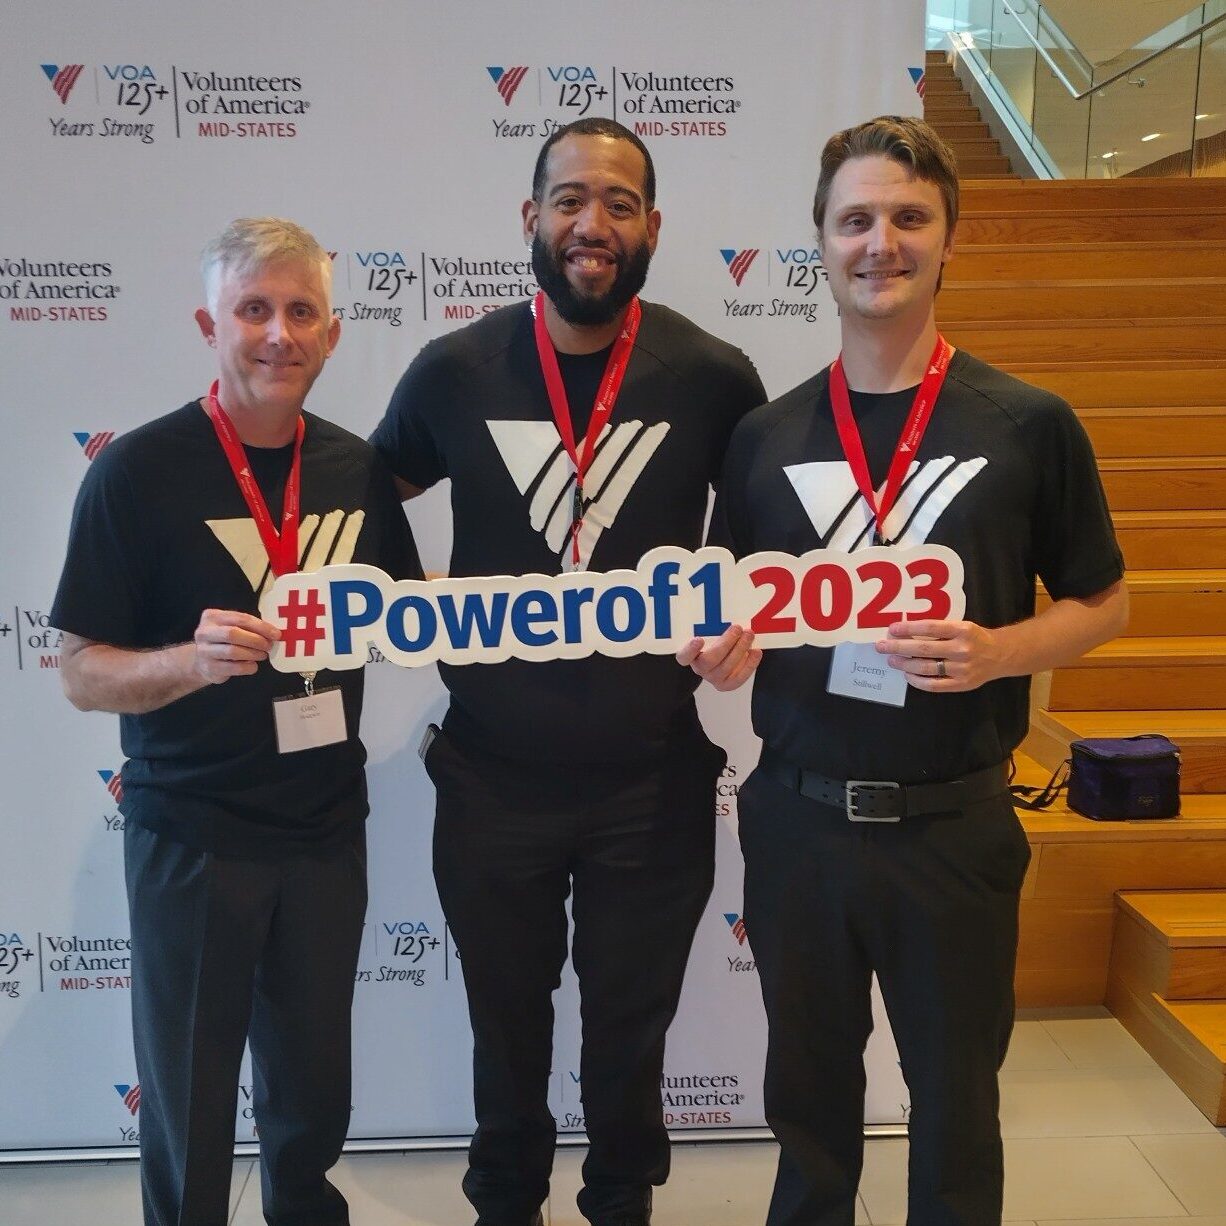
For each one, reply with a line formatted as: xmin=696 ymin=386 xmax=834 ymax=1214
xmin=1067 ymin=735 xmax=1180 ymax=820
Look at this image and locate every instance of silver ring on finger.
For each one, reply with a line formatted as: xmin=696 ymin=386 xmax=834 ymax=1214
xmin=935 ymin=658 xmax=947 ymax=679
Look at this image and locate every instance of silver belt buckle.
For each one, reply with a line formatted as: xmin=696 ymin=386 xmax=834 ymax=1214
xmin=845 ymin=780 xmax=903 ymax=823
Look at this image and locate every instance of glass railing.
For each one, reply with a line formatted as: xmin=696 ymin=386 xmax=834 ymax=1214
xmin=927 ymin=0 xmax=1226 ymax=177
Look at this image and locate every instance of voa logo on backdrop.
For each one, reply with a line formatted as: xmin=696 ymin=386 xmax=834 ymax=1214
xmin=183 ymin=65 xmax=313 ymax=140
xmin=1 ymin=256 xmax=122 ymax=325
xmin=98 ymin=768 xmax=126 ymax=833
xmin=0 ymin=930 xmax=36 ymax=1001
xmin=356 ymin=916 xmax=446 ymax=988
xmin=617 ymin=68 xmax=744 ymax=138
xmin=332 ymin=249 xmax=416 ymax=329
xmin=0 ymin=932 xmax=133 ymax=996
xmin=720 ymin=245 xmax=830 ymax=325
xmin=41 ymin=61 xmax=168 ymax=144
xmin=722 ymin=912 xmax=756 ymax=977
xmin=113 ymin=1082 xmax=141 ymax=1143
xmin=484 ymin=62 xmax=744 ymax=139
xmin=331 ymin=243 xmax=536 ymax=326
xmin=556 ymin=1068 xmax=749 ymax=1130
xmin=2 ymin=605 xmax=64 ymax=672
xmin=486 ymin=63 xmax=613 ymax=140
xmin=35 ymin=60 xmax=313 ymax=143
xmin=42 ymin=932 xmax=132 ymax=993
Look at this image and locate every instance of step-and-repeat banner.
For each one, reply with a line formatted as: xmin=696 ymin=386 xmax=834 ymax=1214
xmin=1 ymin=0 xmax=925 ymax=1153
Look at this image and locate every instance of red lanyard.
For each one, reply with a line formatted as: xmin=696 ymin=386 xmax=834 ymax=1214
xmin=531 ymin=291 xmax=642 ymax=564
xmin=204 ymin=380 xmax=304 ymax=577
xmin=828 ymin=335 xmax=952 ymax=546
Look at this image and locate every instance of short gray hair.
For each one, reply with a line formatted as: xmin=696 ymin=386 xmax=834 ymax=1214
xmin=201 ymin=217 xmax=333 ymax=314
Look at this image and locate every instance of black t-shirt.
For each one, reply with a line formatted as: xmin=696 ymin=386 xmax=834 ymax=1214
xmin=51 ymin=401 xmax=423 ymax=857
xmin=714 ymin=350 xmax=1124 ymax=783
xmin=370 ymin=300 xmax=766 ymax=764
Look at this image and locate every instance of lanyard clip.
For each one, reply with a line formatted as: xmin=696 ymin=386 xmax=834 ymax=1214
xmin=302 ymin=671 xmax=316 ymax=698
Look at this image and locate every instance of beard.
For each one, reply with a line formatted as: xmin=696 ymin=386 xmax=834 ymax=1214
xmin=531 ymin=234 xmax=651 ymax=327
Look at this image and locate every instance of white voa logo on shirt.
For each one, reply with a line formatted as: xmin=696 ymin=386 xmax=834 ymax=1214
xmin=486 ymin=419 xmax=669 ymax=572
xmin=206 ymin=510 xmax=366 ymax=599
xmin=785 ymin=457 xmax=988 ymax=550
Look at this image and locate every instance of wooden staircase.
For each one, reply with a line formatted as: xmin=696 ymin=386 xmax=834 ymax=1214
xmin=923 ymin=52 xmax=1017 ymax=178
xmin=1107 ymin=891 xmax=1226 ymax=1125
xmin=937 ymin=177 xmax=1226 ymax=805
xmin=934 ymin=175 xmax=1226 ymax=1117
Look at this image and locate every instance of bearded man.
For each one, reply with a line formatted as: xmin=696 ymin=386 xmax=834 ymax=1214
xmin=370 ymin=117 xmax=765 ymax=1226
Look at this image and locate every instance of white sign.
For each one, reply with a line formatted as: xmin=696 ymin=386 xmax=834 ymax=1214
xmin=261 ymin=545 xmax=966 ymax=670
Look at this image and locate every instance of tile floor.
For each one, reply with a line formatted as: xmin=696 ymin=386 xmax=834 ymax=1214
xmin=2 ymin=1009 xmax=1223 ymax=1224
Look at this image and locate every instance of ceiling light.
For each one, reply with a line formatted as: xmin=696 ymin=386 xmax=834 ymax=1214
xmin=1101 ymin=150 xmax=1117 ymax=159
xmin=1141 ymin=132 xmax=1162 ymax=141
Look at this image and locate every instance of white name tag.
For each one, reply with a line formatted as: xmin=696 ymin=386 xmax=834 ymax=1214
xmin=273 ymin=686 xmax=347 ymax=754
xmin=827 ymin=641 xmax=907 ymax=707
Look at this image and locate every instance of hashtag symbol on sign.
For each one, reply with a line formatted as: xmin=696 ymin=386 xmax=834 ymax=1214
xmin=278 ymin=588 xmax=327 ymax=658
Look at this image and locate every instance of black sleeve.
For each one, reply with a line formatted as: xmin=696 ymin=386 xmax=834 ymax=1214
xmin=368 ymin=341 xmax=451 ymax=491
xmin=366 ymin=455 xmax=425 ymax=582
xmin=50 ymin=444 xmax=151 ymax=645
xmin=708 ymin=414 xmax=757 ymax=557
xmin=711 ymin=351 xmax=767 ymax=494
xmin=1026 ymin=399 xmax=1125 ymax=600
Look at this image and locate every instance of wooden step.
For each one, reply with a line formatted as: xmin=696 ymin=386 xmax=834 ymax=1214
xmin=1013 ymin=752 xmax=1226 ymax=1007
xmin=1009 ymin=366 xmax=1226 ymax=409
xmin=939 ymin=280 xmax=1226 ymax=324
xmin=927 ymin=112 xmax=982 ymax=129
xmin=925 ymin=102 xmax=981 ymax=121
xmin=1107 ymin=892 xmax=1226 ymax=1123
xmin=956 ymin=212 xmax=1226 ymax=246
xmin=1039 ymin=570 xmax=1226 ymax=637
xmin=944 ymin=321 xmax=1226 ymax=366
xmin=1075 ymin=407 xmax=1226 ymax=459
xmin=1048 ymin=637 xmax=1226 ymax=711
xmin=954 ymin=155 xmax=1014 ymax=176
xmin=958 ymin=178 xmax=1226 ymax=213
xmin=1099 ymin=457 xmax=1226 ymax=512
xmin=932 ymin=120 xmax=991 ymax=141
xmin=945 ymin=138 xmax=1004 ymax=159
xmin=1108 ymin=986 xmax=1226 ymax=1124
xmin=947 ymin=243 xmax=1226 ymax=281
xmin=923 ymin=80 xmax=967 ymax=96
xmin=1112 ymin=510 xmax=1226 ymax=570
xmin=1116 ymin=892 xmax=1226 ymax=996
xmin=1025 ymin=708 xmax=1226 ymax=793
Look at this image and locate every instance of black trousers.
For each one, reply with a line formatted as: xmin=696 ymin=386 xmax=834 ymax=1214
xmin=427 ymin=729 xmax=721 ymax=1225
xmin=737 ymin=763 xmax=1030 ymax=1226
xmin=124 ymin=822 xmax=367 ymax=1226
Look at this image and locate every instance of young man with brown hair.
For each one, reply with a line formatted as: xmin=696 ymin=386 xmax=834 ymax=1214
xmin=686 ymin=116 xmax=1127 ymax=1225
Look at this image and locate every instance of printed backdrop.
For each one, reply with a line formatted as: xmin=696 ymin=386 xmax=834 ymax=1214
xmin=0 ymin=0 xmax=926 ymax=1155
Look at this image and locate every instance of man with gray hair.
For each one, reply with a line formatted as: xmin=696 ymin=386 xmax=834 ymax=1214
xmin=51 ymin=217 xmax=421 ymax=1226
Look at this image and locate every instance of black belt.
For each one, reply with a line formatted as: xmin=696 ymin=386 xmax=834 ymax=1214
xmin=760 ymin=750 xmax=1009 ymax=822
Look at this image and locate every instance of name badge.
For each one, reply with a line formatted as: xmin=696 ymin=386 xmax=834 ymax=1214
xmin=273 ymin=685 xmax=347 ymax=753
xmin=827 ymin=641 xmax=907 ymax=707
